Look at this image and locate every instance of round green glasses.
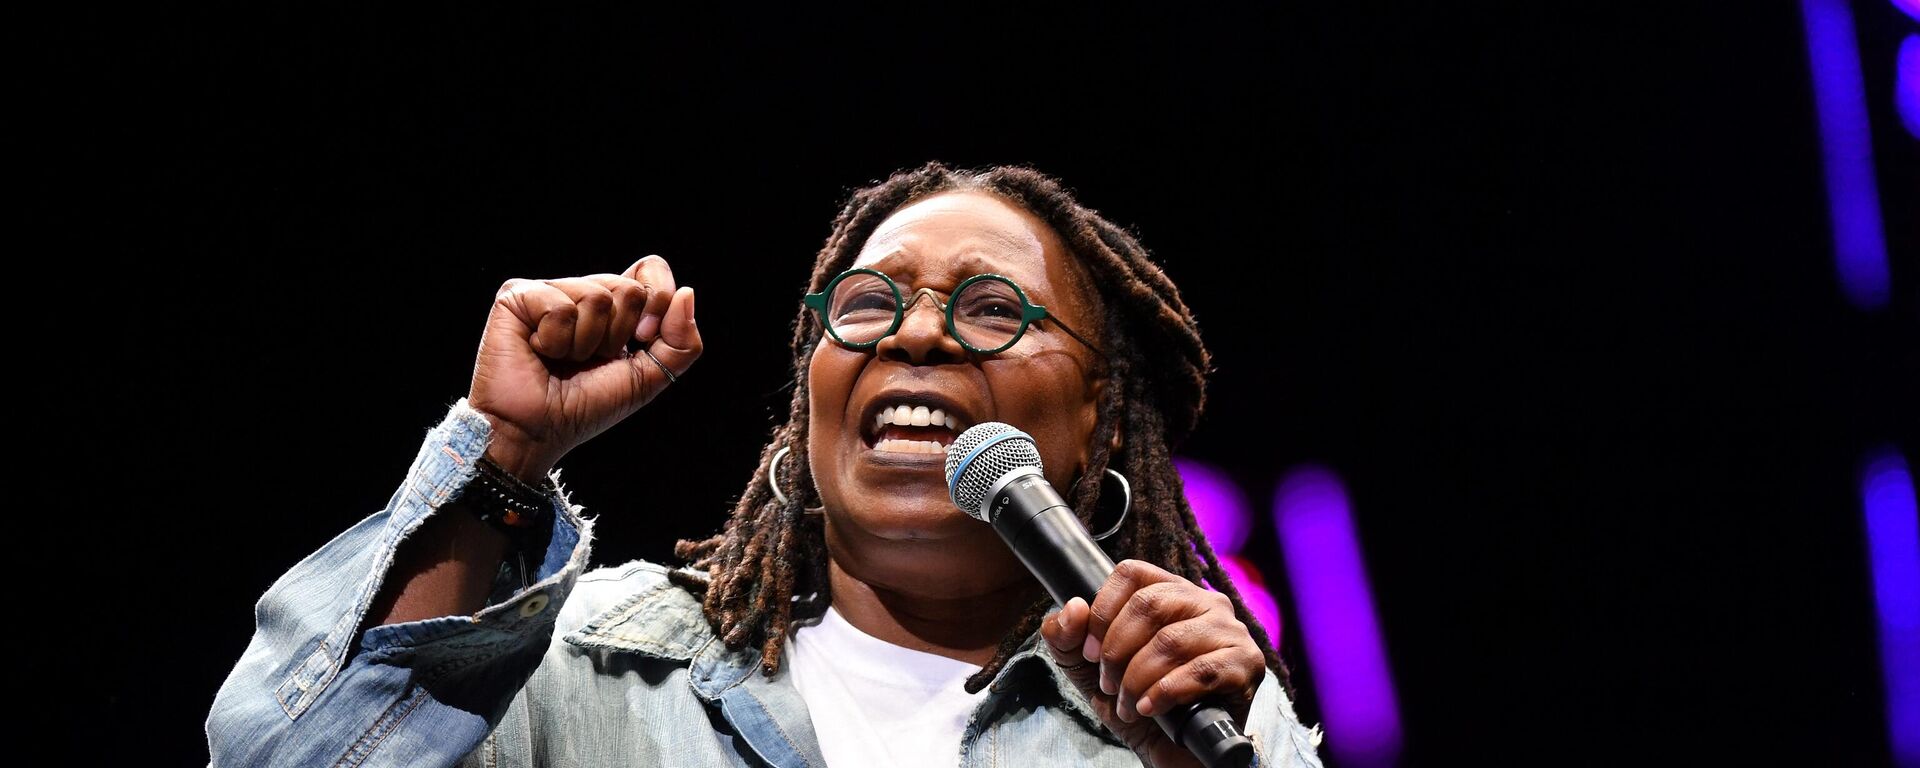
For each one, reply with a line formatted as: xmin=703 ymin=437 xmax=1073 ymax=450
xmin=804 ymin=268 xmax=1104 ymax=356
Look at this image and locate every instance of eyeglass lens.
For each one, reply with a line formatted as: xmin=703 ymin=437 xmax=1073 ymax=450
xmin=826 ymin=274 xmax=1028 ymax=350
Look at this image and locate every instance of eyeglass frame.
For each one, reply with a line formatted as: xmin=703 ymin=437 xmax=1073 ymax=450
xmin=803 ymin=268 xmax=1106 ymax=357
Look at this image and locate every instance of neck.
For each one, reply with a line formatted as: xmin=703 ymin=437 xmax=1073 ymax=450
xmin=824 ymin=554 xmax=1041 ymax=667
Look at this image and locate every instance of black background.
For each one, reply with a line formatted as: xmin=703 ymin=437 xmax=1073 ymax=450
xmin=48 ymin=2 xmax=1917 ymax=765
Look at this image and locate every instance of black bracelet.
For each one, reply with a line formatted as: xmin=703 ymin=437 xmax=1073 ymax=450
xmin=456 ymin=455 xmax=556 ymax=540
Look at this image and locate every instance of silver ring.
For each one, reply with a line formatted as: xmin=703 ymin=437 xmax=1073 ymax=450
xmin=639 ymin=346 xmax=678 ymax=384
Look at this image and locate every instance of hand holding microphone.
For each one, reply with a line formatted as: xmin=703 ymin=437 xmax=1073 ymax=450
xmin=947 ymin=424 xmax=1262 ymax=768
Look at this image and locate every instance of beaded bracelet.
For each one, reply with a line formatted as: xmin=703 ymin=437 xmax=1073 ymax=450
xmin=456 ymin=455 xmax=556 ymax=539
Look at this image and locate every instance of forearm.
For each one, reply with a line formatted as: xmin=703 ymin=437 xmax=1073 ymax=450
xmin=363 ymin=431 xmax=562 ymax=631
xmin=208 ymin=399 xmax=591 ymax=768
xmin=361 ymin=497 xmax=513 ymax=628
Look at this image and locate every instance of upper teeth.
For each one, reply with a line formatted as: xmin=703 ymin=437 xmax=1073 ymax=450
xmin=875 ymin=404 xmax=961 ymax=432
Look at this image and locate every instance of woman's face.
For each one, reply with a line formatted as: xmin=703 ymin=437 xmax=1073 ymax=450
xmin=807 ymin=190 xmax=1108 ymax=586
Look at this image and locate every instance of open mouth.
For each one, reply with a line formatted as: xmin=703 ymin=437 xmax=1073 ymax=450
xmin=862 ymin=401 xmax=969 ymax=456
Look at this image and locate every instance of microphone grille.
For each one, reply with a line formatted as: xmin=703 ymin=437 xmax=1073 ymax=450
xmin=945 ymin=422 xmax=1044 ymax=520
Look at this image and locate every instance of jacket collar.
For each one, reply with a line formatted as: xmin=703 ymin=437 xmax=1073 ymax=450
xmin=561 ymin=577 xmax=1112 ymax=740
xmin=562 ymin=577 xmax=710 ymax=661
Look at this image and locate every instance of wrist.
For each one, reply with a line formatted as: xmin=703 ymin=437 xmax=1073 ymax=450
xmin=483 ymin=442 xmax=557 ymax=484
xmin=474 ymin=412 xmax=561 ymax=483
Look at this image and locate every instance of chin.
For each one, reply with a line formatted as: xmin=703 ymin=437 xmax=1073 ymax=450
xmin=838 ymin=495 xmax=983 ymax=542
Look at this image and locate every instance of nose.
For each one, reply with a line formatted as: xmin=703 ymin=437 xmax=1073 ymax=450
xmin=876 ymin=290 xmax=967 ymax=365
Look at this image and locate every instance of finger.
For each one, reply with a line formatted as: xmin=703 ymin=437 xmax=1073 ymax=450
xmin=1114 ymin=615 xmax=1238 ymax=723
xmin=1098 ymin=582 xmax=1212 ymax=702
xmin=583 ymin=273 xmax=648 ymax=358
xmin=1040 ymin=598 xmax=1092 ymax=665
xmin=1133 ymin=645 xmax=1265 ymax=721
xmin=639 ymin=286 xmax=701 ymax=381
xmin=622 ymin=255 xmax=679 ymax=342
xmin=1087 ymin=559 xmax=1182 ymax=642
xmin=547 ymin=278 xmax=617 ymax=363
xmin=1039 ymin=597 xmax=1105 ymax=699
xmin=499 ymin=279 xmax=581 ymax=361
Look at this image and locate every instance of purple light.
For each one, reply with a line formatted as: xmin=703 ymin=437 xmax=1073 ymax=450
xmin=1897 ymin=0 xmax=1920 ymax=23
xmin=1274 ymin=465 xmax=1401 ymax=768
xmin=1801 ymin=0 xmax=1892 ymax=310
xmin=1861 ymin=448 xmax=1920 ymax=767
xmin=1218 ymin=555 xmax=1283 ymax=641
xmin=1178 ymin=458 xmax=1251 ymax=554
xmin=1899 ymin=35 xmax=1919 ymax=140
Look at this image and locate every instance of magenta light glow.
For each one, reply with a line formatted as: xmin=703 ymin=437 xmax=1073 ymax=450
xmin=1177 ymin=458 xmax=1251 ymax=554
xmin=1219 ymin=555 xmax=1283 ymax=640
xmin=1178 ymin=458 xmax=1283 ymax=646
xmin=1274 ymin=465 xmax=1401 ymax=768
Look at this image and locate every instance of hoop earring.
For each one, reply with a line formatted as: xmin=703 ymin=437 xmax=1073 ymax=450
xmin=1090 ymin=468 xmax=1131 ymax=542
xmin=768 ymin=446 xmax=793 ymax=504
xmin=768 ymin=446 xmax=826 ymax=515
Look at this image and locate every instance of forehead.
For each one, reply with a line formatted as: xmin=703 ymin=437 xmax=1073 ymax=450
xmin=850 ymin=191 xmax=1075 ymax=293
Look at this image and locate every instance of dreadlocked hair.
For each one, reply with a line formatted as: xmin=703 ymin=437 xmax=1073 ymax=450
xmin=671 ymin=162 xmax=1291 ymax=695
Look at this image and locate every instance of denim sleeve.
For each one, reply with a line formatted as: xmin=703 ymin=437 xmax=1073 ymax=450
xmin=206 ymin=399 xmax=595 ymax=768
xmin=1244 ymin=670 xmax=1326 ymax=768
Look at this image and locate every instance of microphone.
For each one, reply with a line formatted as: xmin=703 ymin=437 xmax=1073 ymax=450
xmin=946 ymin=423 xmax=1255 ymax=768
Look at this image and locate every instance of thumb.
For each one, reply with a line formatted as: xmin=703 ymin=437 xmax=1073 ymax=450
xmin=1040 ymin=596 xmax=1103 ymax=695
xmin=644 ymin=286 xmax=702 ymax=378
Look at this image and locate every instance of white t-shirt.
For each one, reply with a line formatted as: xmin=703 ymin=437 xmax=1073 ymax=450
xmin=785 ymin=606 xmax=991 ymax=768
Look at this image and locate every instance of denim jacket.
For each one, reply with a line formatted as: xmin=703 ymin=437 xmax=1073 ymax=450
xmin=206 ymin=400 xmax=1327 ymax=767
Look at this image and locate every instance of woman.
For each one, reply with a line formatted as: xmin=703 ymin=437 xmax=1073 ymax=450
xmin=207 ymin=163 xmax=1325 ymax=767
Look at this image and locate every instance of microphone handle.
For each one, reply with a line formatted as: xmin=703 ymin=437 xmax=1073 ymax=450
xmin=990 ymin=470 xmax=1255 ymax=768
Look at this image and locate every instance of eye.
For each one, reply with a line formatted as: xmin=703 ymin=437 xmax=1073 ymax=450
xmin=974 ymin=299 xmax=1019 ymax=318
xmin=836 ymin=289 xmax=895 ymax=315
xmin=828 ymin=274 xmax=899 ymax=322
xmin=955 ymin=281 xmax=1024 ymax=326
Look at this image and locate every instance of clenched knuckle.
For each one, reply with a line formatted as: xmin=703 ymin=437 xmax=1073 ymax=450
xmin=1188 ymin=656 xmax=1223 ymax=686
xmin=1127 ymin=588 xmax=1164 ymax=619
xmin=1155 ymin=584 xmax=1196 ymax=618
xmin=578 ymin=291 xmax=612 ymax=311
xmin=1151 ymin=625 xmax=1191 ymax=657
xmin=1087 ymin=595 xmax=1117 ymax=623
xmin=1230 ymin=651 xmax=1263 ymax=684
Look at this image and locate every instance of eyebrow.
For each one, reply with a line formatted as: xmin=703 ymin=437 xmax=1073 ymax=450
xmin=862 ymin=252 xmax=1010 ymax=281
